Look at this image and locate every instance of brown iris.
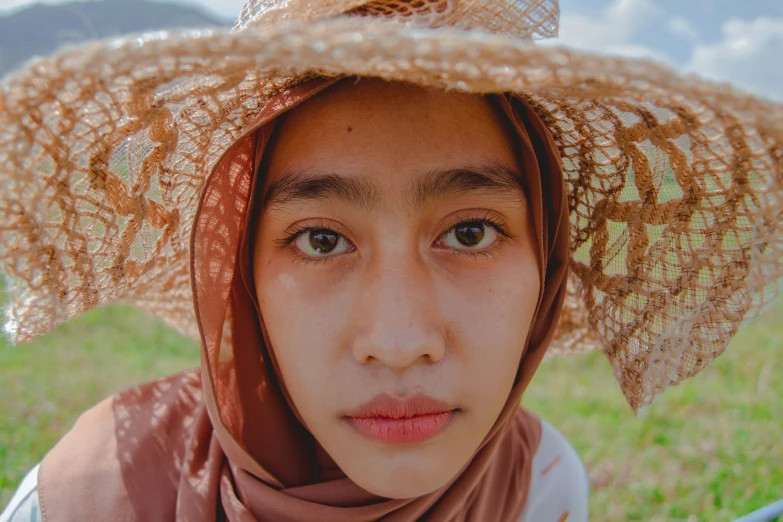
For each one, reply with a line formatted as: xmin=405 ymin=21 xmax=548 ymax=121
xmin=454 ymin=222 xmax=485 ymax=247
xmin=309 ymin=229 xmax=340 ymax=253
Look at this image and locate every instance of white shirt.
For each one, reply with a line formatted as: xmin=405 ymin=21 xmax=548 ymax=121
xmin=520 ymin=419 xmax=590 ymax=522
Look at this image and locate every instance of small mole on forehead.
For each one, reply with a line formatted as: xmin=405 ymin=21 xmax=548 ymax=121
xmin=347 ymin=126 xmax=353 ymax=133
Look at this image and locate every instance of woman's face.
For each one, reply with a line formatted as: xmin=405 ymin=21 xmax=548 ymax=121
xmin=254 ymin=79 xmax=540 ymax=498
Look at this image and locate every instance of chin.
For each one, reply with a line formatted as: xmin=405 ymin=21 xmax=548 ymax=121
xmin=344 ymin=451 xmax=465 ymax=499
xmin=354 ymin=472 xmax=446 ymax=499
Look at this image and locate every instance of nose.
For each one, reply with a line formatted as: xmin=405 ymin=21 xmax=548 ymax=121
xmin=351 ymin=254 xmax=447 ymax=371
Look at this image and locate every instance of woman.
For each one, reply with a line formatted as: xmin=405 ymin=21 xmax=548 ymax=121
xmin=0 ymin=0 xmax=781 ymax=520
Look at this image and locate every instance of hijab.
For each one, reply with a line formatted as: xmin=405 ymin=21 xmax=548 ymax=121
xmin=37 ymin=78 xmax=570 ymax=522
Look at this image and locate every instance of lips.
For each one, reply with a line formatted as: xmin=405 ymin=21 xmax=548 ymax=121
xmin=344 ymin=394 xmax=457 ymax=444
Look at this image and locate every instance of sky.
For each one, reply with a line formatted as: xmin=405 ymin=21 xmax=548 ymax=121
xmin=0 ymin=0 xmax=781 ymax=101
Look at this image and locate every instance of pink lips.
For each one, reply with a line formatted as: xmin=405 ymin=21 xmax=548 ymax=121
xmin=345 ymin=394 xmax=457 ymax=444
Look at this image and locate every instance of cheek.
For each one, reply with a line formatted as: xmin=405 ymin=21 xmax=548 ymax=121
xmin=255 ymin=262 xmax=357 ymax=413
xmin=442 ymin=249 xmax=540 ymax=398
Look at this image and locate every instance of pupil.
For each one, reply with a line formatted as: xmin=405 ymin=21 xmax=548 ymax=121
xmin=309 ymin=229 xmax=339 ymax=253
xmin=455 ymin=222 xmax=485 ymax=247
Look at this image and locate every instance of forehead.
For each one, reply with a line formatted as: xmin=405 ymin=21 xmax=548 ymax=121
xmin=263 ymin=79 xmax=521 ymax=185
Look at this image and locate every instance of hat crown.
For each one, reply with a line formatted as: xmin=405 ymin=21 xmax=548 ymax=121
xmin=233 ymin=0 xmax=559 ymax=40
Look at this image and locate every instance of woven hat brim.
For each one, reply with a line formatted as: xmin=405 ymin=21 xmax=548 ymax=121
xmin=1 ymin=17 xmax=781 ymax=410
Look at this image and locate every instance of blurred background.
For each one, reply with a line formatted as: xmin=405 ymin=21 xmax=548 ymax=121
xmin=0 ymin=0 xmax=781 ymax=521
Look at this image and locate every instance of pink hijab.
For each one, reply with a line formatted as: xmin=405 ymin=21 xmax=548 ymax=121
xmin=38 ymin=78 xmax=569 ymax=521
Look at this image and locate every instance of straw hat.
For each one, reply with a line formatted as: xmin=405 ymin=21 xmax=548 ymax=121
xmin=0 ymin=0 xmax=781 ymax=411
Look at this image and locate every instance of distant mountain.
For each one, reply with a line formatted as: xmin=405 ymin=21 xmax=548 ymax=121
xmin=0 ymin=0 xmax=231 ymax=77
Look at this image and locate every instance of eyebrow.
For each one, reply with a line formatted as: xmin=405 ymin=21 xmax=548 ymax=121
xmin=262 ymin=163 xmax=527 ymax=212
xmin=410 ymin=164 xmax=527 ymax=209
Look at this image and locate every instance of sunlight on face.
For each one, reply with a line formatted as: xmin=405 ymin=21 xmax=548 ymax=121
xmin=253 ymin=79 xmax=540 ymax=498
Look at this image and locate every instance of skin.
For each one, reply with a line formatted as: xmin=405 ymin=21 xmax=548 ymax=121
xmin=253 ymin=78 xmax=541 ymax=499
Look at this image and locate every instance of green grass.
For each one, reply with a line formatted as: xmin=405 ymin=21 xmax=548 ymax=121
xmin=1 ymin=298 xmax=781 ymax=521
xmin=0 ymin=305 xmax=198 ymax=507
xmin=525 ymin=297 xmax=783 ymax=521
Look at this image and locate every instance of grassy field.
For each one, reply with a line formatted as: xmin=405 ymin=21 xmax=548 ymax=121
xmin=1 ymin=298 xmax=781 ymax=520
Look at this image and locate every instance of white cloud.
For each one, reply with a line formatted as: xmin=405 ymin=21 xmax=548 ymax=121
xmin=686 ymin=17 xmax=783 ymax=101
xmin=546 ymin=0 xmax=671 ymax=64
xmin=0 ymin=0 xmax=243 ymax=19
xmin=0 ymin=0 xmax=68 ymax=13
xmin=667 ymin=16 xmax=698 ymax=41
xmin=158 ymin=0 xmax=243 ymax=20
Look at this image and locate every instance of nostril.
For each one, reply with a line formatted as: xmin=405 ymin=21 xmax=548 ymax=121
xmin=351 ymin=325 xmax=447 ymax=369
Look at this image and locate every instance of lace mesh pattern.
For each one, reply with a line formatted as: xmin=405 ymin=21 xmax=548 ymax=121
xmin=235 ymin=0 xmax=558 ymax=40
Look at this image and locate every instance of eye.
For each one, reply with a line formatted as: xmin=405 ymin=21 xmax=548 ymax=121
xmin=293 ymin=228 xmax=352 ymax=257
xmin=441 ymin=221 xmax=499 ymax=250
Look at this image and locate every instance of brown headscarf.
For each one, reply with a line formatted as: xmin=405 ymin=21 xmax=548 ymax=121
xmin=37 ymin=78 xmax=569 ymax=522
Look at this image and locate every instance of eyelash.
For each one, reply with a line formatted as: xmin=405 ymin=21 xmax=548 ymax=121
xmin=275 ymin=214 xmax=513 ymax=266
xmin=274 ymin=219 xmax=347 ymax=250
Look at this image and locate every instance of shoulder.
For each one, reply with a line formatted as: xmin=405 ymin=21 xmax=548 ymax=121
xmin=36 ymin=370 xmax=202 ymax=521
xmin=519 ymin=418 xmax=590 ymax=522
xmin=0 ymin=465 xmax=40 ymax=522
xmin=43 ymin=368 xmax=202 ymax=472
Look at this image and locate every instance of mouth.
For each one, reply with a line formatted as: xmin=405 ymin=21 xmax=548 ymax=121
xmin=344 ymin=393 xmax=458 ymax=444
